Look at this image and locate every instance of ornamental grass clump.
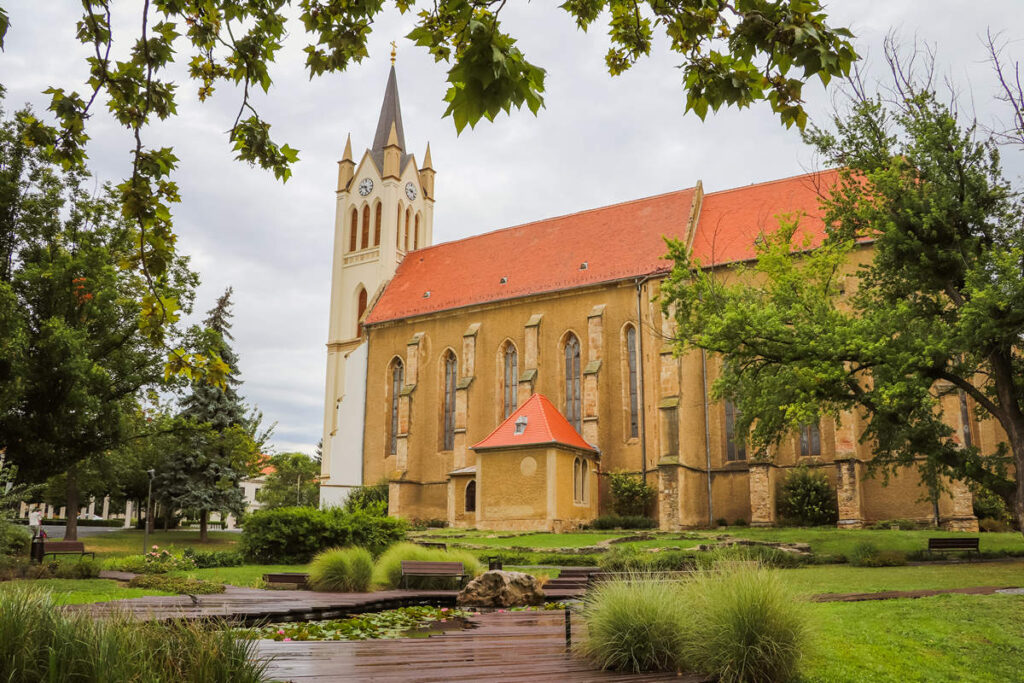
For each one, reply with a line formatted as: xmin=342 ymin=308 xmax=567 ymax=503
xmin=681 ymin=565 xmax=807 ymax=683
xmin=309 ymin=547 xmax=375 ymax=592
xmin=578 ymin=575 xmax=688 ymax=673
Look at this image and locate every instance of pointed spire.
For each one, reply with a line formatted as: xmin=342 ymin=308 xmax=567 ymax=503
xmin=371 ymin=65 xmax=407 ymax=172
xmin=342 ymin=133 xmax=353 ymax=162
xmin=422 ymin=142 xmax=433 ymax=170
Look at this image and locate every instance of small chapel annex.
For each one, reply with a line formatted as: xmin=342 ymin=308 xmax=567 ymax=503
xmin=319 ymin=65 xmax=986 ymax=532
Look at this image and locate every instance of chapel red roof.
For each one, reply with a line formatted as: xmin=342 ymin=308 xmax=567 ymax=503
xmin=364 ymin=169 xmax=838 ymax=325
xmin=471 ymin=393 xmax=597 ymax=453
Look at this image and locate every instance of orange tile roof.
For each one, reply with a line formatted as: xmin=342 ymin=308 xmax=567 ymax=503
xmin=471 ymin=393 xmax=597 ymax=453
xmin=364 ymin=169 xmax=837 ymax=324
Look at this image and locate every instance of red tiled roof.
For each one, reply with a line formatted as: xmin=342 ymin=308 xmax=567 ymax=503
xmin=364 ymin=169 xmax=837 ymax=324
xmin=471 ymin=393 xmax=596 ymax=453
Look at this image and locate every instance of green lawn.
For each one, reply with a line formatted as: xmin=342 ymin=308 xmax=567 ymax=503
xmin=784 ymin=560 xmax=1024 ymax=595
xmin=81 ymin=529 xmax=240 ymax=558
xmin=716 ymin=527 xmax=1024 ymax=558
xmin=171 ymin=564 xmax=308 ymax=587
xmin=0 ymin=579 xmax=173 ymax=604
xmin=802 ymin=594 xmax=1024 ymax=681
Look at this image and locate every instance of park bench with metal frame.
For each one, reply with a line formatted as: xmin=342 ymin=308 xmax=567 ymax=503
xmin=41 ymin=541 xmax=95 ymax=561
xmin=414 ymin=541 xmax=448 ymax=551
xmin=263 ymin=572 xmax=310 ymax=589
xmin=927 ymin=537 xmax=980 ymax=560
xmin=400 ymin=560 xmax=464 ymax=589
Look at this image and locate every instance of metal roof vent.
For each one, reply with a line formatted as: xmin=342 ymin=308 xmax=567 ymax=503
xmin=500 ymin=276 xmax=508 ymax=284
xmin=514 ymin=416 xmax=528 ymax=435
xmin=423 ymin=290 xmax=431 ymax=298
xmin=579 ymin=261 xmax=588 ymax=270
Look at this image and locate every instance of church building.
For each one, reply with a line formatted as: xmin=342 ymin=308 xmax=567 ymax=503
xmin=319 ymin=65 xmax=985 ymax=532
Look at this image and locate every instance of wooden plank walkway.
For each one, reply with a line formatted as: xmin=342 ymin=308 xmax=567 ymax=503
xmin=257 ymin=610 xmax=706 ymax=682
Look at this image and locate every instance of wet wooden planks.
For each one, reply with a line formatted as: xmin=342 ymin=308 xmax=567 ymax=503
xmin=257 ymin=610 xmax=703 ymax=682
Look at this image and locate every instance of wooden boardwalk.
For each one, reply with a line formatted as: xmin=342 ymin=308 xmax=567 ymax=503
xmin=257 ymin=610 xmax=705 ymax=682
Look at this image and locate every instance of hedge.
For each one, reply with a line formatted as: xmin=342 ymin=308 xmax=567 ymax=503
xmin=240 ymin=507 xmax=406 ymax=564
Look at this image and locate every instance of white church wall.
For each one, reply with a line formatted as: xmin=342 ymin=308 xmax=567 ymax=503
xmin=320 ymin=342 xmax=368 ymax=509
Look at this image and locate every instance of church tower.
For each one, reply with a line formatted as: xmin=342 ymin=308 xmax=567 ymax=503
xmin=320 ymin=61 xmax=436 ymax=507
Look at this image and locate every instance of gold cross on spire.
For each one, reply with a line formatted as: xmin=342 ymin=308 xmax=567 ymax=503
xmin=390 ymin=41 xmax=397 ymax=65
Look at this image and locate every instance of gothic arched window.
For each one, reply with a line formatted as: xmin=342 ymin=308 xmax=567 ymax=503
xmin=725 ymin=400 xmax=746 ymax=461
xmin=373 ymin=202 xmax=382 ymax=247
xmin=502 ymin=342 xmax=518 ymax=419
xmin=564 ymin=333 xmax=581 ymax=432
xmin=349 ymin=208 xmax=358 ymax=253
xmin=573 ymin=458 xmax=587 ymax=503
xmin=356 ymin=288 xmax=368 ymax=337
xmin=442 ymin=351 xmax=457 ymax=451
xmin=465 ymin=480 xmax=476 ymax=513
xmin=388 ymin=358 xmax=404 ymax=455
xmin=396 ymin=204 xmax=402 ymax=245
xmin=404 ymin=207 xmax=411 ymax=251
xmin=414 ymin=214 xmax=420 ymax=250
xmin=361 ymin=205 xmax=370 ymax=250
xmin=625 ymin=324 xmax=639 ymax=439
xmin=799 ymin=422 xmax=821 ymax=457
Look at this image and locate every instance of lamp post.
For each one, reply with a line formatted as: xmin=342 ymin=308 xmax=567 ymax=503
xmin=143 ymin=469 xmax=155 ymax=555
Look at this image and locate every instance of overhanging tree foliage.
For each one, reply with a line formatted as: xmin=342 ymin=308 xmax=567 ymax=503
xmin=662 ymin=51 xmax=1024 ymax=531
xmin=256 ymin=452 xmax=320 ymax=510
xmin=1 ymin=1 xmax=856 ymax=368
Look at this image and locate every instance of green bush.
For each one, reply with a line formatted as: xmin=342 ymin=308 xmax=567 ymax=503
xmin=848 ymin=542 xmax=906 ymax=567
xmin=681 ymin=565 xmax=807 ymax=682
xmin=240 ymin=506 xmax=407 ymax=564
xmin=373 ymin=542 xmax=484 ymax=589
xmin=52 ymin=558 xmax=101 ymax=580
xmin=184 ymin=548 xmax=245 ymax=568
xmin=608 ymin=471 xmax=656 ymax=517
xmin=866 ymin=518 xmax=922 ymax=530
xmin=694 ymin=544 xmax=810 ymax=570
xmin=579 ymin=576 xmax=689 ymax=672
xmin=600 ymin=546 xmax=695 ymax=573
xmin=343 ymin=481 xmax=389 ymax=515
xmin=589 ymin=515 xmax=657 ymax=530
xmin=0 ymin=520 xmax=30 ymax=557
xmin=973 ymin=486 xmax=1012 ymax=524
xmin=0 ymin=587 xmax=265 ymax=682
xmin=308 ymin=547 xmax=375 ymax=592
xmin=776 ymin=464 xmax=838 ymax=526
xmin=128 ymin=575 xmax=226 ymax=595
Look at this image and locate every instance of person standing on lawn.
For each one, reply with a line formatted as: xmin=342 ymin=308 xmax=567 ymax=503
xmin=28 ymin=505 xmax=43 ymax=538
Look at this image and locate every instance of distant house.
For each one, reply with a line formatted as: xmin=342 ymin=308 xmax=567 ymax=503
xmin=240 ymin=463 xmax=275 ymax=513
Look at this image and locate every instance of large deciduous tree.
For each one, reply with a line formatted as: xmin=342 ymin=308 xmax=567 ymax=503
xmin=661 ymin=51 xmax=1024 ymax=530
xmin=0 ymin=100 xmax=196 ymax=540
xmin=0 ymin=1 xmax=856 ymax=365
xmin=255 ymin=452 xmax=320 ymax=510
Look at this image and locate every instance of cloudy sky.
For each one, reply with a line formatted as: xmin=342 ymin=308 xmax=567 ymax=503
xmin=4 ymin=2 xmax=1022 ymax=454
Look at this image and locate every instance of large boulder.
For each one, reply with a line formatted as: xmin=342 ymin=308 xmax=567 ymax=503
xmin=456 ymin=570 xmax=545 ymax=608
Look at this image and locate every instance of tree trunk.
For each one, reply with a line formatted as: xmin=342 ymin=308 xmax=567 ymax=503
xmin=64 ymin=466 xmax=79 ymax=541
xmin=162 ymin=502 xmax=169 ymax=531
xmin=199 ymin=509 xmax=208 ymax=543
xmin=988 ymin=350 xmax=1024 ymax=535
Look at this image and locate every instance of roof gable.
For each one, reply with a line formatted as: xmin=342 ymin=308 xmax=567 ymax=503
xmin=471 ymin=393 xmax=597 ymax=453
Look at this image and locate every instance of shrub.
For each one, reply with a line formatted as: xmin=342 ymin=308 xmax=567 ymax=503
xmin=0 ymin=520 xmax=30 ymax=557
xmin=589 ymin=515 xmax=657 ymax=530
xmin=107 ymin=547 xmax=195 ymax=574
xmin=128 ymin=575 xmax=226 ymax=595
xmin=579 ymin=577 xmax=688 ymax=672
xmin=52 ymin=558 xmax=101 ymax=580
xmin=599 ymin=546 xmax=696 ymax=573
xmin=681 ymin=565 xmax=807 ymax=682
xmin=0 ymin=587 xmax=264 ymax=682
xmin=344 ymin=481 xmax=389 ymax=515
xmin=866 ymin=518 xmax=921 ymax=530
xmin=241 ymin=506 xmax=407 ymax=564
xmin=979 ymin=517 xmax=1013 ymax=533
xmin=776 ymin=464 xmax=838 ymax=526
xmin=308 ymin=547 xmax=375 ymax=592
xmin=715 ymin=518 xmax=729 ymax=527
xmin=694 ymin=545 xmax=809 ymax=570
xmin=973 ymin=486 xmax=1013 ymax=525
xmin=608 ymin=471 xmax=656 ymax=517
xmin=184 ymin=548 xmax=245 ymax=568
xmin=848 ymin=542 xmax=906 ymax=567
xmin=373 ymin=542 xmax=484 ymax=589
xmin=408 ymin=518 xmax=449 ymax=530
xmin=732 ymin=518 xmax=748 ymax=527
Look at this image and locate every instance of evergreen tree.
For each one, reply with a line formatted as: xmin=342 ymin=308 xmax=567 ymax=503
xmin=165 ymin=288 xmax=265 ymax=541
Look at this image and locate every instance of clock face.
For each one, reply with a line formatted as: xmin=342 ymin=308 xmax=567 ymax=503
xmin=358 ymin=178 xmax=374 ymax=196
xmin=405 ymin=182 xmax=417 ymax=201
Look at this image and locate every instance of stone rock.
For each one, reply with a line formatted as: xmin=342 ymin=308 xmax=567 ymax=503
xmin=456 ymin=570 xmax=545 ymax=608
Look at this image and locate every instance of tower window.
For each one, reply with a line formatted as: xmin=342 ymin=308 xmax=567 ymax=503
xmin=442 ymin=351 xmax=457 ymax=451
xmin=361 ymin=205 xmax=370 ymax=250
xmin=564 ymin=333 xmax=581 ymax=433
xmin=502 ymin=342 xmax=519 ymax=420
xmin=349 ymin=208 xmax=358 ymax=253
xmin=356 ymin=288 xmax=367 ymax=338
xmin=414 ymin=214 xmax=420 ymax=250
xmin=404 ymin=207 xmax=411 ymax=251
xmin=374 ymin=203 xmax=382 ymax=247
xmin=625 ymin=324 xmax=639 ymax=439
xmin=959 ymin=390 xmax=974 ymax=448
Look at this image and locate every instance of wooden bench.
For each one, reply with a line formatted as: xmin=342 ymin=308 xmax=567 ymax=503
xmin=927 ymin=537 xmax=980 ymax=559
xmin=400 ymin=560 xmax=465 ymax=589
xmin=263 ymin=572 xmax=310 ymax=589
xmin=415 ymin=541 xmax=448 ymax=551
xmin=41 ymin=541 xmax=95 ymax=561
